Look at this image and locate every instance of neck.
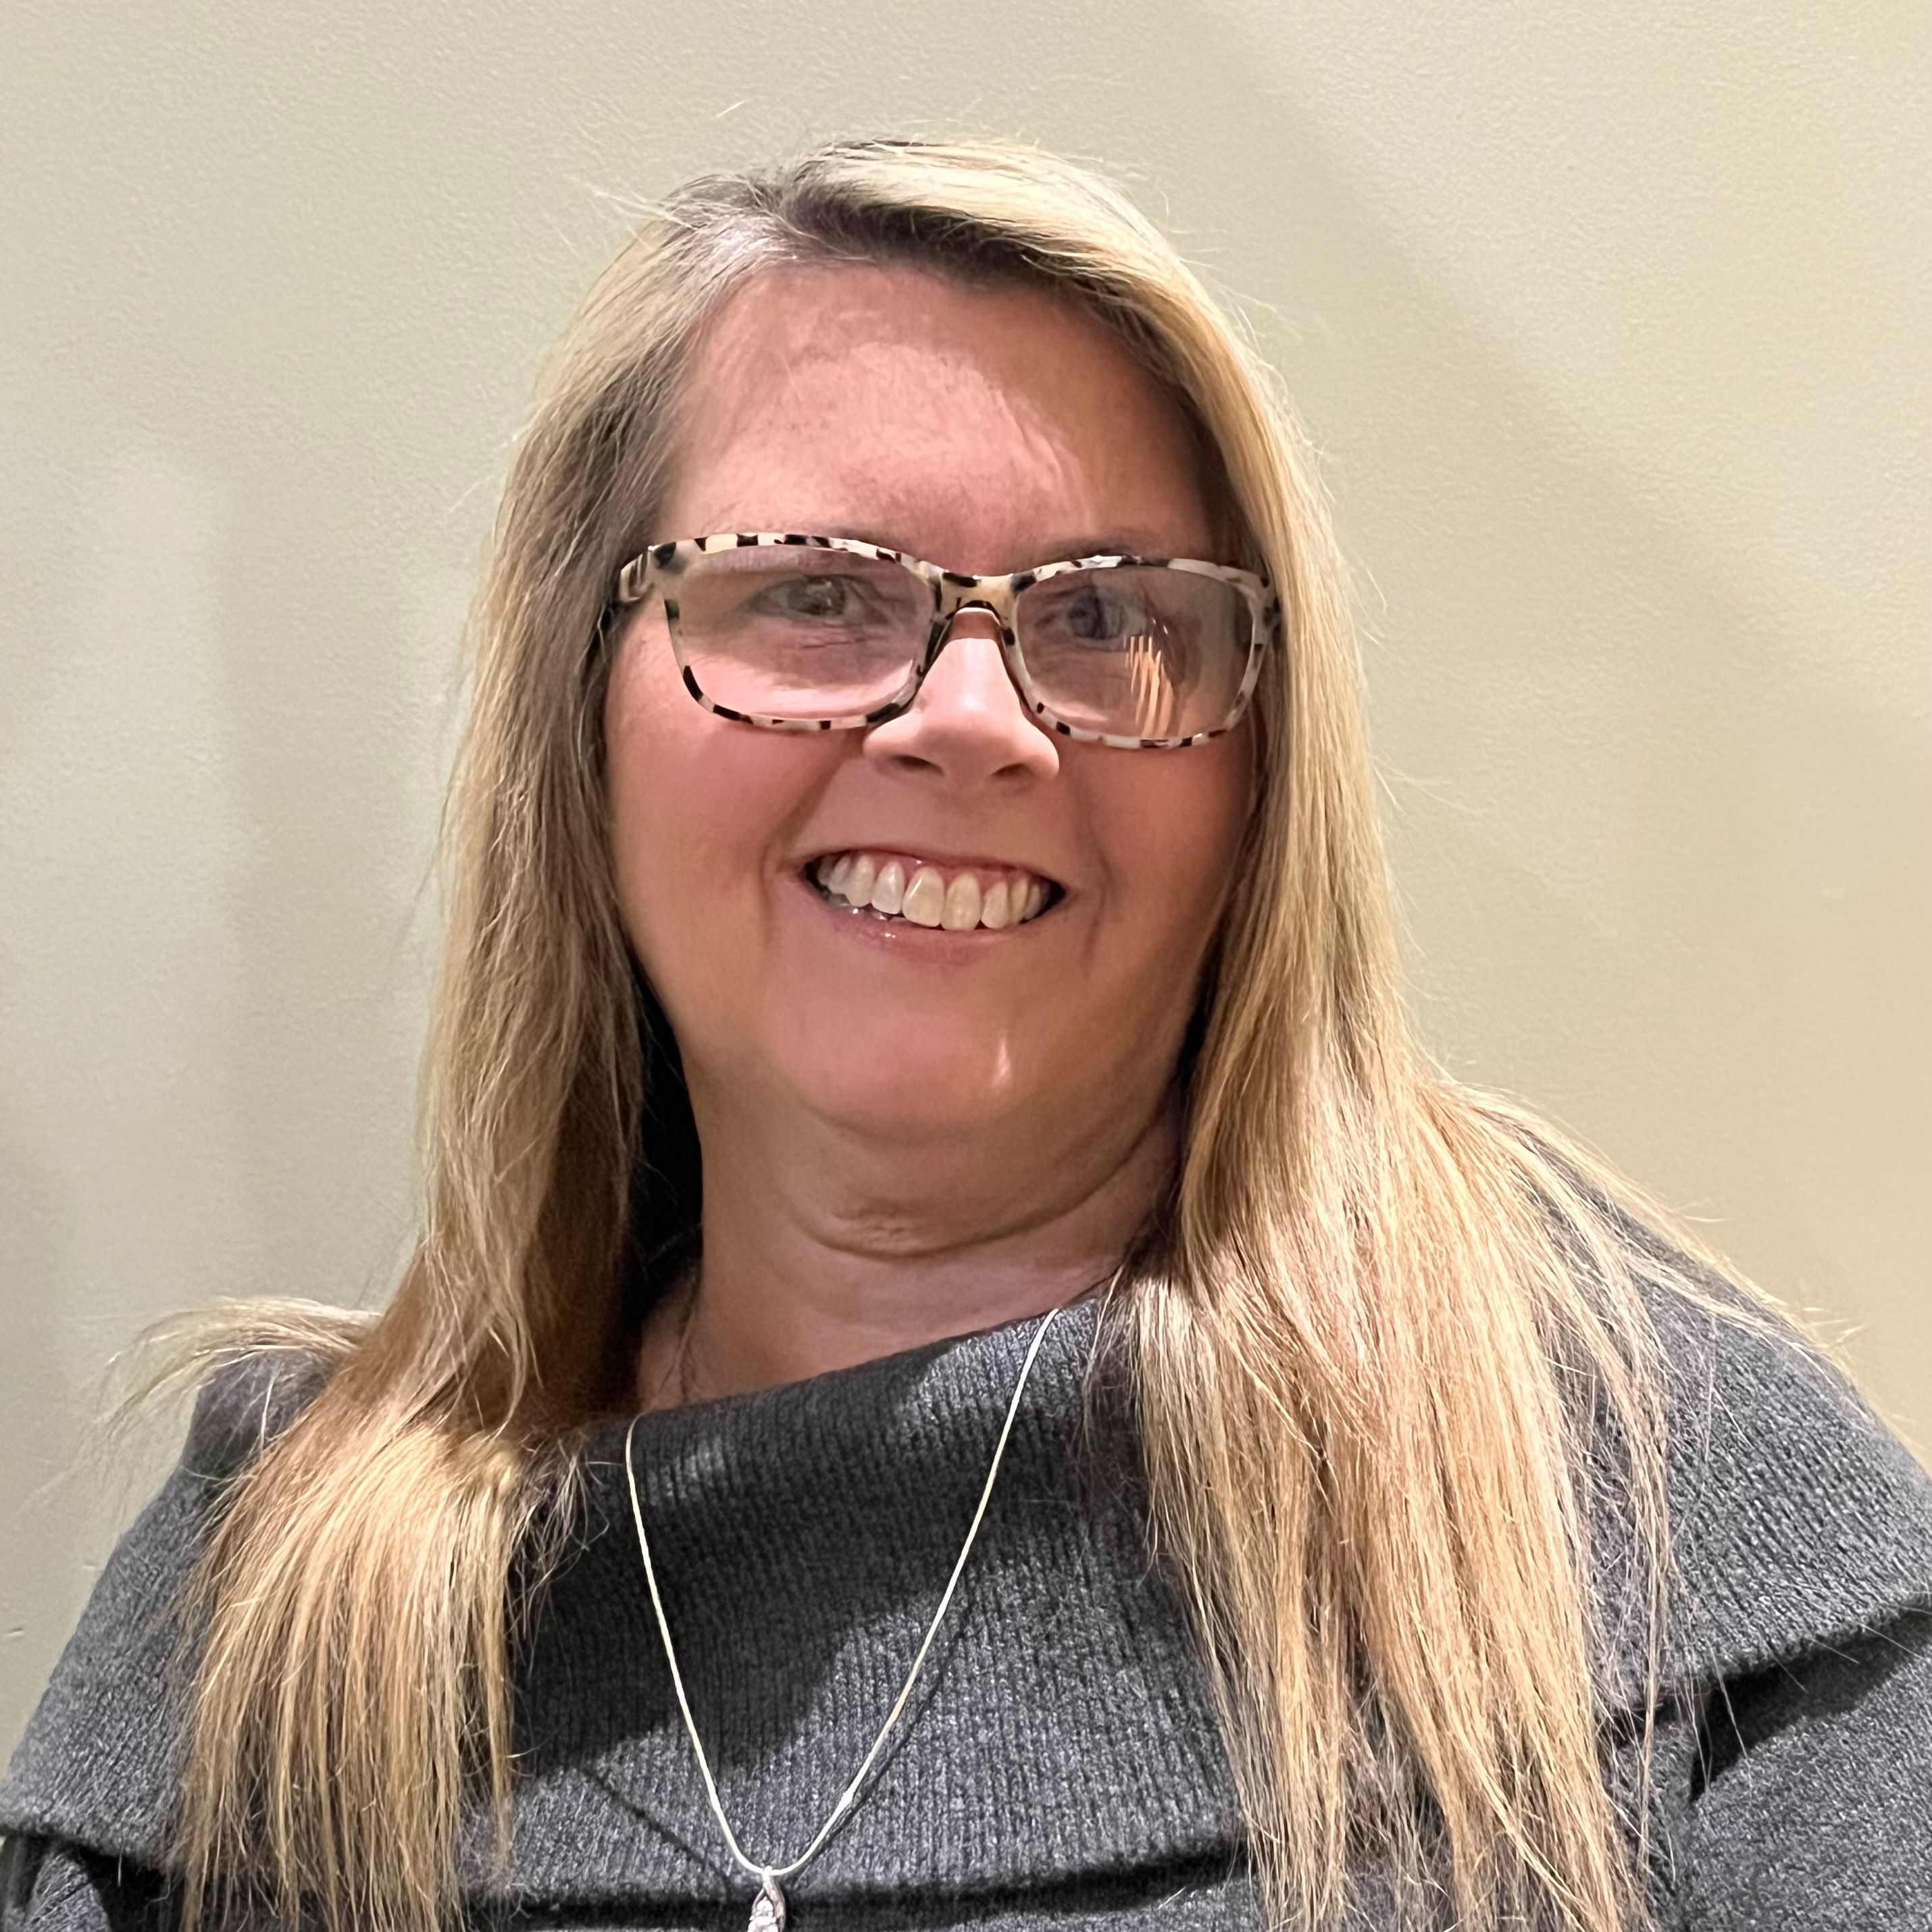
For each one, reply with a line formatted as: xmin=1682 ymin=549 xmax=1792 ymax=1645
xmin=635 ymin=1085 xmax=1177 ymax=1406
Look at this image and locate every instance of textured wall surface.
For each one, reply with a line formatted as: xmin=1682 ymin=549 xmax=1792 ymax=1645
xmin=3 ymin=0 xmax=1926 ymax=1749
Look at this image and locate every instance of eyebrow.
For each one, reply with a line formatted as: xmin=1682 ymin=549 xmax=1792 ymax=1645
xmin=769 ymin=526 xmax=1188 ymax=565
xmin=1032 ymin=532 xmax=1182 ymax=560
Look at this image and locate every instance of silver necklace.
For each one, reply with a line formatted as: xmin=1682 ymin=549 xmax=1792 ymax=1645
xmin=622 ymin=1304 xmax=1062 ymax=1931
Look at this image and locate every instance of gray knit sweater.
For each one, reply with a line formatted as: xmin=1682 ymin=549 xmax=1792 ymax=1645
xmin=3 ymin=1291 xmax=1929 ymax=1929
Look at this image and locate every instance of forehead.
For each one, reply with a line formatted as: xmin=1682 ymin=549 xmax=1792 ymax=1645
xmin=657 ymin=261 xmax=1215 ymax=571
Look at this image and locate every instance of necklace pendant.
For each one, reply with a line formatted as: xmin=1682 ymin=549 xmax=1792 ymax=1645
xmin=748 ymin=1875 xmax=786 ymax=1931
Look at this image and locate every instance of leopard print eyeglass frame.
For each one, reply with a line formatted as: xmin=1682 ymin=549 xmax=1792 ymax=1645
xmin=609 ymin=532 xmax=1281 ymax=751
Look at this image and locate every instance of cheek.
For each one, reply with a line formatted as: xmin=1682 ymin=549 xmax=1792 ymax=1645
xmin=1090 ymin=731 xmax=1254 ymax=950
xmin=605 ymin=631 xmax=709 ymax=953
xmin=602 ymin=623 xmax=825 ymax=991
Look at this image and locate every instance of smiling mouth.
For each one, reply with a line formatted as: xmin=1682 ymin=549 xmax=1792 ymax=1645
xmin=808 ymin=850 xmax=1061 ymax=931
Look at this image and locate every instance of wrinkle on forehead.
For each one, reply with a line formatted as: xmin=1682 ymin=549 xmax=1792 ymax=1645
xmin=658 ymin=261 xmax=1213 ymax=571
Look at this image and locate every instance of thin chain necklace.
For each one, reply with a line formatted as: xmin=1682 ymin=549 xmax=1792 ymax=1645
xmin=622 ymin=1304 xmax=1063 ymax=1931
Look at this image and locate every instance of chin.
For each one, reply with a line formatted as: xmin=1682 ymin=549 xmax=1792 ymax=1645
xmin=781 ymin=1031 xmax=1040 ymax=1143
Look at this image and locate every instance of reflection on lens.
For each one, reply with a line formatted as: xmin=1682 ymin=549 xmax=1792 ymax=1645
xmin=1016 ymin=567 xmax=1251 ymax=739
xmin=669 ymin=546 xmax=929 ymax=717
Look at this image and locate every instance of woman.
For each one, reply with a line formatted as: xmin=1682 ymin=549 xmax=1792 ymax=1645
xmin=3 ymin=139 xmax=1928 ymax=1932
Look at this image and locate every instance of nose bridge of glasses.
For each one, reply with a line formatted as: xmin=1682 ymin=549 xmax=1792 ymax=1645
xmin=932 ymin=568 xmax=1021 ymax=630
xmin=924 ymin=575 xmax=1018 ymax=662
xmin=906 ymin=581 xmax=1036 ymax=728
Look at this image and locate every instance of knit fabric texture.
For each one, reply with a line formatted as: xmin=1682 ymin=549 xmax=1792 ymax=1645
xmin=3 ymin=1290 xmax=1929 ymax=1929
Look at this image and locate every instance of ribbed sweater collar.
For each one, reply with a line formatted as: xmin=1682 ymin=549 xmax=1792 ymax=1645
xmin=6 ymin=1276 xmax=1930 ymax=1923
xmin=496 ymin=1298 xmax=1246 ymax=1912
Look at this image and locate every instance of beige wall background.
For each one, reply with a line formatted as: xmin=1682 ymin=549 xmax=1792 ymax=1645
xmin=3 ymin=1 xmax=1926 ymax=1750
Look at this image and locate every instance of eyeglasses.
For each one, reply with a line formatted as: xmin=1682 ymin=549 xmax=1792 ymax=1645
xmin=611 ymin=532 xmax=1279 ymax=750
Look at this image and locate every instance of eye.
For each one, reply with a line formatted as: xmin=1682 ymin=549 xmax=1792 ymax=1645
xmin=1038 ymin=580 xmax=1159 ymax=647
xmin=754 ymin=574 xmax=865 ymax=621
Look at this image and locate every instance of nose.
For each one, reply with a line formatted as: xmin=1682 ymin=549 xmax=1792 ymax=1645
xmin=861 ymin=607 xmax=1060 ymax=784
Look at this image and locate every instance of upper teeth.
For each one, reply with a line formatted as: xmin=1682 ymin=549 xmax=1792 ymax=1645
xmin=813 ymin=851 xmax=1052 ymax=930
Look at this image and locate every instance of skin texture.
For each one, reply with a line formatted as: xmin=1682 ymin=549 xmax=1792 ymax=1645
xmin=606 ymin=263 xmax=1254 ymax=1402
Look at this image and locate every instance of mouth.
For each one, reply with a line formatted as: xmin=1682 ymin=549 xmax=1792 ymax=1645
xmin=806 ymin=849 xmax=1063 ymax=932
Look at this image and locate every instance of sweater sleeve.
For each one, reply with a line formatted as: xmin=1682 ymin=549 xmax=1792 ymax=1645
xmin=1675 ymin=1604 xmax=1932 ymax=1930
xmin=1 ymin=1354 xmax=330 ymax=1896
xmin=0 ymin=1837 xmax=170 ymax=1932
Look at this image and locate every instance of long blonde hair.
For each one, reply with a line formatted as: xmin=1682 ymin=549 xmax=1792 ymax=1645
xmin=174 ymin=138 xmax=1721 ymax=1932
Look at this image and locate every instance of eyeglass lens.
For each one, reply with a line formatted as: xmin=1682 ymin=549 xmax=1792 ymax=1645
xmin=663 ymin=548 xmax=1252 ymax=740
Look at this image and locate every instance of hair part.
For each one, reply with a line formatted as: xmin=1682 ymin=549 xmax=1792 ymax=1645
xmin=168 ymin=137 xmax=1764 ymax=1932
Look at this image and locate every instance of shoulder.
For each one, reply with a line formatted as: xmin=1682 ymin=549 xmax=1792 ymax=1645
xmin=1617 ymin=1286 xmax=1932 ymax=1923
xmin=174 ymin=1347 xmax=332 ymax=1483
xmin=0 ymin=1352 xmax=330 ymax=1866
xmin=1621 ymin=1274 xmax=1932 ymax=1692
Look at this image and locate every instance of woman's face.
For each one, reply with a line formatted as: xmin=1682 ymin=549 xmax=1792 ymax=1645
xmin=605 ymin=263 xmax=1254 ymax=1171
